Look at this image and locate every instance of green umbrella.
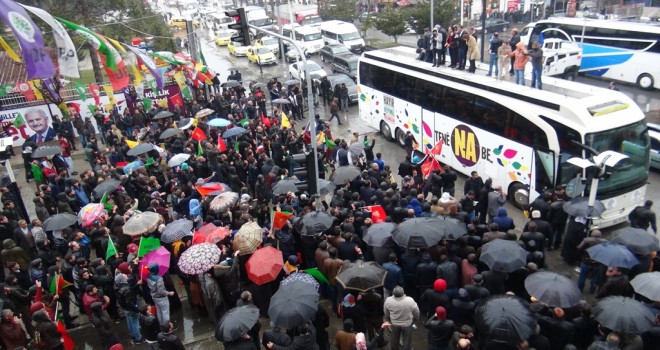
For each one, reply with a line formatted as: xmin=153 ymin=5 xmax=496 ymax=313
xmin=303 ymin=267 xmax=329 ymax=284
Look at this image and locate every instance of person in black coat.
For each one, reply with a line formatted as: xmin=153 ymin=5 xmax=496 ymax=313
xmin=538 ymin=307 xmax=575 ymax=350
xmin=225 ymin=335 xmax=259 ymax=350
xmin=139 ymin=307 xmax=160 ymax=344
xmin=420 ymin=279 xmax=450 ymax=318
xmin=267 ymin=323 xmax=319 ymax=350
xmin=449 ymin=288 xmax=476 ymax=328
xmin=426 ymin=306 xmax=456 ymax=350
xmin=341 ymin=294 xmax=367 ymax=334
xmin=157 ymin=322 xmax=185 ymax=350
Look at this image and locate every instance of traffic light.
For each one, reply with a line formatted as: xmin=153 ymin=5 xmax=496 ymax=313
xmin=226 ymin=8 xmax=250 ymax=46
xmin=291 ymin=152 xmax=323 ymax=194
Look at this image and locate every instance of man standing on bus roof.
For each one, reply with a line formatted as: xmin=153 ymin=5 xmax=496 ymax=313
xmin=528 ymin=42 xmax=544 ymax=90
xmin=456 ymin=25 xmax=467 ymax=70
xmin=509 ymin=28 xmax=521 ymax=76
xmin=487 ymin=32 xmax=503 ymax=78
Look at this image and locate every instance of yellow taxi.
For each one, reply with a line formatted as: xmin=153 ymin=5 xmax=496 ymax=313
xmin=214 ymin=29 xmax=237 ymax=46
xmin=228 ymin=40 xmax=248 ymax=57
xmin=171 ymin=18 xmax=199 ymax=29
xmin=246 ymin=46 xmax=276 ymax=65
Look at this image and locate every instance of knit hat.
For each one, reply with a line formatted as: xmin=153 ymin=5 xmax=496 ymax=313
xmin=435 ymin=306 xmax=447 ymax=320
xmin=148 ymin=263 xmax=160 ymax=275
xmin=342 ymin=294 xmax=356 ymax=307
xmin=434 ymin=278 xmax=447 ymax=292
xmin=127 ymin=243 xmax=139 ymax=253
xmin=117 ymin=262 xmax=130 ymax=275
xmin=531 ymin=210 xmax=541 ymax=218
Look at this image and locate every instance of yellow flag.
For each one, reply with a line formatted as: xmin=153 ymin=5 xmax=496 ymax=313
xmin=281 ymin=111 xmax=291 ymax=128
xmin=125 ymin=139 xmax=139 ymax=148
xmin=131 ymin=65 xmax=144 ymax=88
xmin=157 ymin=99 xmax=169 ymax=108
xmin=0 ymin=36 xmax=20 ymax=63
xmin=103 ymin=103 xmax=114 ymax=112
xmin=29 ymin=81 xmax=43 ymax=100
xmin=103 ymin=85 xmax=116 ymax=106
xmin=192 ymin=118 xmax=198 ymax=127
xmin=316 ymin=130 xmax=326 ymax=145
xmin=105 ymin=37 xmax=126 ymax=53
xmin=173 ymin=71 xmax=186 ymax=90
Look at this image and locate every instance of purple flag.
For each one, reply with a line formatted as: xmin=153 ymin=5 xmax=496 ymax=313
xmin=124 ymin=44 xmax=164 ymax=90
xmin=0 ymin=0 xmax=55 ymax=79
xmin=40 ymin=77 xmax=60 ymax=101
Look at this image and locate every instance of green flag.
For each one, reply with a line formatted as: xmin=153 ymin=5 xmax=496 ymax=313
xmin=56 ymin=18 xmax=117 ymax=71
xmin=87 ymin=104 xmax=99 ymax=113
xmin=144 ymin=156 xmax=155 ymax=169
xmin=325 ymin=138 xmax=336 ymax=149
xmin=0 ymin=84 xmax=13 ymax=97
xmin=146 ymin=79 xmax=157 ymax=92
xmin=12 ymin=113 xmax=25 ymax=128
xmin=181 ymin=86 xmax=193 ymax=100
xmin=73 ymin=82 xmax=87 ymax=100
xmin=239 ymin=117 xmax=250 ymax=127
xmin=150 ymin=51 xmax=190 ymax=66
xmin=197 ymin=142 xmax=203 ymax=156
xmin=106 ymin=236 xmax=118 ymax=260
xmin=234 ymin=141 xmax=239 ymax=153
xmin=142 ymin=98 xmax=153 ymax=110
xmin=138 ymin=236 xmax=160 ymax=258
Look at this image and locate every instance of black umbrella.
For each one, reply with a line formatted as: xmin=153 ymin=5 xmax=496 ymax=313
xmin=480 ymin=239 xmax=529 ymax=273
xmin=272 ymin=179 xmax=299 ymax=195
xmin=317 ymin=179 xmax=336 ymax=196
xmin=221 ymin=80 xmax=240 ymax=88
xmin=300 ymin=211 xmax=335 ymax=236
xmin=161 ymin=219 xmax=194 ymax=243
xmin=31 ymin=146 xmax=61 ymax=158
xmin=127 ymin=143 xmax=154 ymax=156
xmin=436 ymin=217 xmax=468 ymax=240
xmin=92 ymin=179 xmax=122 ymax=199
xmin=587 ymin=242 xmax=639 ymax=269
xmin=159 ymin=128 xmax=182 ymax=140
xmin=524 ymin=271 xmax=582 ymax=308
xmin=268 ymin=280 xmax=319 ymax=329
xmin=329 ymin=165 xmax=361 ymax=185
xmin=593 ymin=296 xmax=656 ymax=334
xmin=392 ymin=217 xmax=446 ymax=248
xmin=336 ymin=260 xmax=387 ymax=292
xmin=363 ymin=222 xmax=396 ymax=247
xmin=630 ymin=272 xmax=660 ymax=301
xmin=42 ymin=213 xmax=78 ymax=231
xmin=215 ymin=306 xmax=260 ymax=342
xmin=178 ymin=118 xmax=194 ymax=130
xmin=475 ymin=295 xmax=537 ymax=345
xmin=153 ymin=111 xmax=174 ymax=119
xmin=610 ymin=227 xmax=660 ymax=255
xmin=563 ymin=196 xmax=606 ymax=217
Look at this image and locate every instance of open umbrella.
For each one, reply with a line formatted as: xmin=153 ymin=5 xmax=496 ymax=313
xmin=250 ymin=82 xmax=267 ymax=91
xmin=233 ymin=222 xmax=262 ymax=255
xmin=31 ymin=146 xmax=61 ymax=158
xmin=330 ymin=165 xmax=361 ymax=185
xmin=348 ymin=142 xmax=365 ymax=156
xmin=178 ymin=243 xmax=222 ymax=275
xmin=435 ymin=217 xmax=468 ymax=240
xmin=281 ymin=272 xmax=320 ymax=290
xmin=593 ymin=296 xmax=656 ymax=334
xmin=524 ymin=271 xmax=582 ymax=308
xmin=587 ymin=242 xmax=639 ymax=269
xmin=223 ymin=127 xmax=247 ymax=138
xmin=272 ymin=98 xmax=291 ymax=104
xmin=610 ymin=227 xmax=660 ymax=255
xmin=215 ymin=306 xmax=260 ymax=342
xmin=284 ymin=79 xmax=299 ymax=86
xmin=153 ymin=111 xmax=174 ymax=119
xmin=392 ymin=217 xmax=446 ymax=248
xmin=272 ymin=179 xmax=299 ymax=195
xmin=480 ymin=239 xmax=529 ymax=273
xmin=167 ymin=153 xmax=191 ymax=168
xmin=159 ymin=128 xmax=182 ymax=140
xmin=193 ymin=224 xmax=230 ymax=245
xmin=563 ymin=196 xmax=606 ymax=217
xmin=221 ymin=80 xmax=240 ymax=88
xmin=208 ymin=118 xmax=231 ymax=127
xmin=300 ymin=211 xmax=335 ymax=236
xmin=196 ymin=108 xmax=215 ymax=119
xmin=317 ymin=179 xmax=336 ymax=196
xmin=127 ymin=143 xmax=154 ymax=156
xmin=92 ymin=179 xmax=122 ymax=198
xmin=246 ymin=246 xmax=284 ymax=285
xmin=161 ymin=219 xmax=194 ymax=243
xmin=268 ymin=280 xmax=319 ymax=329
xmin=209 ymin=192 xmax=239 ymax=213
xmin=139 ymin=246 xmax=171 ymax=277
xmin=475 ymin=295 xmax=537 ymax=345
xmin=178 ymin=118 xmax=194 ymax=130
xmin=123 ymin=212 xmax=162 ymax=236
xmin=630 ymin=272 xmax=660 ymax=301
xmin=42 ymin=213 xmax=78 ymax=231
xmin=336 ymin=260 xmax=387 ymax=292
xmin=364 ymin=222 xmax=396 ymax=247
xmin=78 ymin=203 xmax=107 ymax=228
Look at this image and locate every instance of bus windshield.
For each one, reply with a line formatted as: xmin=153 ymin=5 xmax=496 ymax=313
xmin=249 ymin=18 xmax=271 ymax=27
xmin=340 ymin=32 xmax=361 ymax=41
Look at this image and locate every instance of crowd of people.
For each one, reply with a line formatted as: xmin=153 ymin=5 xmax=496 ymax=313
xmin=0 ymin=78 xmax=658 ymax=350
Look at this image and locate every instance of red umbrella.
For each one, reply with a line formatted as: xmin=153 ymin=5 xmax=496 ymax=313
xmin=193 ymin=223 xmax=230 ymax=245
xmin=246 ymin=246 xmax=284 ymax=285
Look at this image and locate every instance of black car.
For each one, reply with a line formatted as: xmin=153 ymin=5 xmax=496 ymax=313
xmin=319 ymin=44 xmax=351 ymax=63
xmin=475 ymin=19 xmax=510 ymax=34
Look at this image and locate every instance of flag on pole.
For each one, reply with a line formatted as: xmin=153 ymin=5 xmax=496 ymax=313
xmin=103 ymin=85 xmax=116 ymax=106
xmin=124 ymin=44 xmax=163 ymax=89
xmin=130 ymin=64 xmax=144 ymax=88
xmin=142 ymin=98 xmax=153 ymax=110
xmin=316 ymin=130 xmax=326 ymax=146
xmin=281 ymin=111 xmax=291 ymax=128
xmin=365 ymin=205 xmax=386 ymax=224
xmin=53 ymin=302 xmax=75 ymax=349
xmin=73 ymin=82 xmax=87 ymax=101
xmin=100 ymin=192 xmax=112 ymax=211
xmin=239 ymin=117 xmax=250 ymax=128
xmin=138 ymin=236 xmax=160 ymax=258
xmin=325 ymin=138 xmax=336 ymax=149
xmin=191 ymin=127 xmax=206 ymax=141
xmin=427 ymin=140 xmax=443 ymax=155
xmin=12 ymin=113 xmax=25 ymax=128
xmin=0 ymin=35 xmax=20 ymax=63
xmin=49 ymin=273 xmax=72 ymax=295
xmin=272 ymin=211 xmax=293 ymax=230
xmin=261 ymin=115 xmax=271 ymax=128
xmin=169 ymin=93 xmax=183 ymax=107
xmin=56 ymin=17 xmax=116 ymax=71
xmin=218 ymin=137 xmax=227 ymax=152
xmin=15 ymin=82 xmax=35 ymax=101
xmin=88 ymin=83 xmax=101 ymax=105
xmin=125 ymin=139 xmax=139 ymax=148
xmin=105 ymin=236 xmax=118 ymax=260
xmin=0 ymin=84 xmax=13 ymax=97
xmin=421 ymin=156 xmax=441 ymax=177
xmin=197 ymin=142 xmax=204 ymax=156
xmin=29 ymin=81 xmax=43 ymax=100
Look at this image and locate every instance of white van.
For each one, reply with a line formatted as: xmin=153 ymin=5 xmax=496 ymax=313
xmin=320 ymin=20 xmax=365 ymax=53
xmin=282 ymin=24 xmax=325 ymax=54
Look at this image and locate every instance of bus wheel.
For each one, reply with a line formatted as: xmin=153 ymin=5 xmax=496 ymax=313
xmin=380 ymin=122 xmax=393 ymax=141
xmin=508 ymin=182 xmax=529 ymax=209
xmin=637 ymin=74 xmax=654 ymax=90
xmin=395 ymin=129 xmax=406 ymax=147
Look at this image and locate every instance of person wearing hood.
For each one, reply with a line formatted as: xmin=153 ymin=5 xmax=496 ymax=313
xmin=406 ymin=198 xmax=422 ymax=217
xmin=89 ymin=301 xmax=121 ymax=349
xmin=267 ymin=322 xmax=319 ymax=350
xmin=425 ymin=306 xmax=456 ymax=350
xmin=32 ymin=309 xmax=63 ymax=350
xmin=492 ymin=207 xmax=515 ymax=232
xmin=189 ymin=198 xmax=202 ymax=228
xmin=1 ymin=239 xmax=30 ymax=273
xmin=70 ymin=179 xmax=89 ymax=206
xmin=147 ymin=263 xmax=175 ymax=326
xmin=116 ymin=263 xmax=143 ymax=345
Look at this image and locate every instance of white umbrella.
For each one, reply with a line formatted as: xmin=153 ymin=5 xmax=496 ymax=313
xmin=168 ymin=153 xmax=191 ymax=168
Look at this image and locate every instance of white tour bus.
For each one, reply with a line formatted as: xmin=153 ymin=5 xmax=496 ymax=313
xmin=358 ymin=46 xmax=650 ymax=228
xmin=520 ymin=17 xmax=660 ymax=90
xmin=282 ymin=24 xmax=325 ymax=54
xmin=320 ymin=20 xmax=365 ymax=53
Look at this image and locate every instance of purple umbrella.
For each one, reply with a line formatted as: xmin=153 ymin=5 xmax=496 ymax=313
xmin=139 ymin=246 xmax=171 ymax=277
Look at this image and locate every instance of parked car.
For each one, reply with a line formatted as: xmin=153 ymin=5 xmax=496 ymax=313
xmin=228 ymin=40 xmax=248 ymax=57
xmin=319 ymin=44 xmax=351 ymax=63
xmin=650 ymin=123 xmax=660 ymax=170
xmin=475 ymin=19 xmax=510 ymax=34
xmin=246 ymin=46 xmax=276 ymax=65
xmin=321 ymin=73 xmax=359 ymax=104
xmin=284 ymin=46 xmax=310 ymax=63
xmin=289 ymin=61 xmax=327 ymax=80
xmin=331 ymin=54 xmax=358 ymax=81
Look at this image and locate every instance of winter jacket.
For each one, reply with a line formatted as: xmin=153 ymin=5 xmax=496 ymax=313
xmin=492 ymin=208 xmax=515 ymax=232
xmin=89 ymin=302 xmax=117 ymax=338
xmin=1 ymin=239 xmax=31 ymax=271
xmin=32 ymin=310 xmax=62 ymax=350
xmin=157 ymin=331 xmax=186 ymax=350
xmin=425 ymin=316 xmax=456 ymax=347
xmin=147 ymin=274 xmax=169 ymax=299
xmin=0 ymin=317 xmax=27 ymax=350
xmin=383 ymin=294 xmax=419 ymax=327
xmin=435 ymin=261 xmax=459 ymax=289
xmin=271 ymin=332 xmax=319 ymax=350
xmin=382 ymin=262 xmax=403 ymax=291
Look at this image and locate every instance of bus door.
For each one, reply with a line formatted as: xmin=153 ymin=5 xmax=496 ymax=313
xmin=529 ymin=147 xmax=556 ymax=203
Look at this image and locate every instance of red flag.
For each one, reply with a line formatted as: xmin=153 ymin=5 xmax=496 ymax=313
xmin=427 ymin=140 xmax=443 ymax=155
xmin=272 ymin=211 xmax=294 ymax=230
xmin=421 ymin=156 xmax=441 ymax=177
xmin=169 ymin=93 xmax=183 ymax=107
xmin=218 ymin=137 xmax=227 ymax=152
xmin=101 ymin=55 xmax=130 ymax=90
xmin=57 ymin=321 xmax=75 ymax=350
xmin=191 ymin=127 xmax=206 ymax=141
xmin=261 ymin=115 xmax=271 ymax=128
xmin=15 ymin=82 xmax=35 ymax=101
xmin=66 ymin=102 xmax=80 ymax=115
xmin=366 ymin=205 xmax=386 ymax=224
xmin=88 ymin=83 xmax=101 ymax=105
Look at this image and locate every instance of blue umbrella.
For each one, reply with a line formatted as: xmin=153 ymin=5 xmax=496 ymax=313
xmin=123 ymin=160 xmax=144 ymax=174
xmin=587 ymin=242 xmax=639 ymax=269
xmin=223 ymin=127 xmax=247 ymax=138
xmin=208 ymin=118 xmax=231 ymax=127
